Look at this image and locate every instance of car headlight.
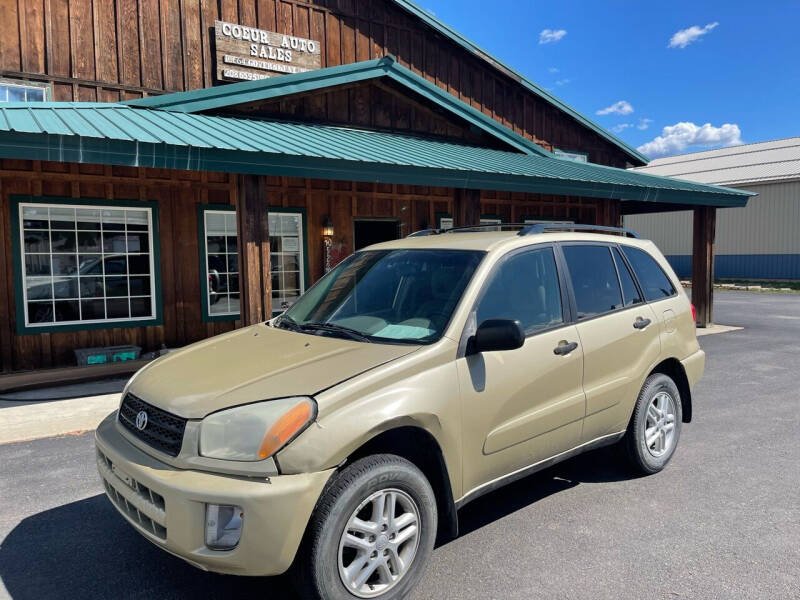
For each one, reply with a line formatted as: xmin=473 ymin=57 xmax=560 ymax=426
xmin=199 ymin=396 xmax=316 ymax=461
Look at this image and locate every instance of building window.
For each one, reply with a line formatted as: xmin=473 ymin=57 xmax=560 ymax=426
xmin=436 ymin=215 xmax=502 ymax=231
xmin=553 ymin=149 xmax=589 ymax=163
xmin=198 ymin=207 xmax=306 ymax=319
xmin=17 ymin=200 xmax=158 ymax=329
xmin=0 ymin=80 xmax=50 ymax=102
xmin=270 ymin=210 xmax=306 ymax=313
xmin=200 ymin=207 xmax=240 ymax=320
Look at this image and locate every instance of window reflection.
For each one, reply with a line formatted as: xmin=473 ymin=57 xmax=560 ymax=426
xmin=20 ymin=203 xmax=155 ymax=326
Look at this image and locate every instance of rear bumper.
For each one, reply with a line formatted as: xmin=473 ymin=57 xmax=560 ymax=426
xmin=94 ymin=412 xmax=333 ymax=576
xmin=681 ymin=348 xmax=705 ymax=389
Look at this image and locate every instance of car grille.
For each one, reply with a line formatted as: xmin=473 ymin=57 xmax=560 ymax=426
xmin=118 ymin=393 xmax=187 ymax=457
xmin=97 ymin=449 xmax=167 ymax=540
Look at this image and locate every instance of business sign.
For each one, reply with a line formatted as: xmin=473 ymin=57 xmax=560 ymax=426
xmin=214 ymin=20 xmax=322 ymax=82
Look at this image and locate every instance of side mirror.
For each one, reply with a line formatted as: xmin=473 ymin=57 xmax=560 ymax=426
xmin=471 ymin=319 xmax=525 ymax=354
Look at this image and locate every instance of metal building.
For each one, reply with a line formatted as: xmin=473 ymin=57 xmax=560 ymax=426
xmin=626 ymin=137 xmax=800 ymax=280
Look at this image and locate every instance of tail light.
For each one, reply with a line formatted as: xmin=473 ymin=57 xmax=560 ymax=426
xmin=690 ymin=303 xmax=696 ymax=324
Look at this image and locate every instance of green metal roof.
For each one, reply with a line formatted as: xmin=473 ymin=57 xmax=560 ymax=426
xmin=123 ymin=57 xmax=549 ymax=158
xmin=390 ymin=0 xmax=649 ymax=165
xmin=0 ymin=103 xmax=752 ymax=206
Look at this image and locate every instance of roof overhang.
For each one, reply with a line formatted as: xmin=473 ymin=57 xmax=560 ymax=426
xmin=0 ymin=104 xmax=753 ymax=208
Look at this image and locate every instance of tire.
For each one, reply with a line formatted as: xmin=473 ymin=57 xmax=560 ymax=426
xmin=624 ymin=373 xmax=683 ymax=474
xmin=293 ymin=454 xmax=437 ymax=600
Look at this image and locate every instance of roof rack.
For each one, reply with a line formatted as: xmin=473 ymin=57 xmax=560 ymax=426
xmin=407 ymin=223 xmax=530 ymax=237
xmin=407 ymin=223 xmax=641 ymax=238
xmin=518 ymin=223 xmax=641 ymax=238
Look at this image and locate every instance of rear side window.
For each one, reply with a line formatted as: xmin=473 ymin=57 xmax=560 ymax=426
xmin=476 ymin=247 xmax=563 ymax=334
xmin=562 ymin=245 xmax=623 ymax=319
xmin=612 ymin=247 xmax=643 ymax=307
xmin=622 ymin=246 xmax=676 ymax=301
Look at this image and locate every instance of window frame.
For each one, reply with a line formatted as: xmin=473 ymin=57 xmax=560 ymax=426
xmin=611 ymin=246 xmax=645 ymax=308
xmin=269 ymin=206 xmax=309 ymax=316
xmin=0 ymin=78 xmax=52 ymax=102
xmin=197 ymin=205 xmax=310 ymax=320
xmin=553 ymin=148 xmax=589 ymax=163
xmin=11 ymin=195 xmax=162 ymax=334
xmin=466 ymin=242 xmax=575 ymax=341
xmin=197 ymin=203 xmax=240 ymax=323
xmin=556 ymin=241 xmax=678 ymax=325
xmin=619 ymin=244 xmax=679 ymax=303
xmin=558 ymin=242 xmax=628 ymax=322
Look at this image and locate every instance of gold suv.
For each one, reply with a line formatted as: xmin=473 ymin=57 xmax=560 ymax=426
xmin=95 ymin=224 xmax=704 ymax=600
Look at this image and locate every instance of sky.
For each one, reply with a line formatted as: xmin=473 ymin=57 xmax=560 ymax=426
xmin=422 ymin=0 xmax=800 ymax=160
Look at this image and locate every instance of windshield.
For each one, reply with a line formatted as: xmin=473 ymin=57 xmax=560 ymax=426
xmin=280 ymin=249 xmax=484 ymax=343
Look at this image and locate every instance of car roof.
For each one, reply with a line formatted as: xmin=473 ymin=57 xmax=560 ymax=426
xmin=364 ymin=231 xmax=658 ymax=254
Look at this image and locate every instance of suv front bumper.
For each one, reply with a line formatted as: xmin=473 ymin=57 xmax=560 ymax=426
xmin=94 ymin=412 xmax=333 ymax=576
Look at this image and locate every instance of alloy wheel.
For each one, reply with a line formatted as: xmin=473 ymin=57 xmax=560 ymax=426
xmin=644 ymin=391 xmax=677 ymax=457
xmin=337 ymin=488 xmax=421 ymax=598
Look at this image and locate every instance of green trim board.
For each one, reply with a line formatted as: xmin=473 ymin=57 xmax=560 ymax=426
xmin=123 ymin=57 xmax=549 ymax=158
xmin=197 ymin=203 xmax=239 ymax=323
xmin=389 ymin=0 xmax=649 ymax=165
xmin=268 ymin=206 xmax=309 ymax=315
xmin=10 ymin=195 xmax=163 ymax=335
xmin=0 ymin=104 xmax=754 ymax=207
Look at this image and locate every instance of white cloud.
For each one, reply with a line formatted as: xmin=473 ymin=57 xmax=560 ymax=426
xmin=539 ymin=29 xmax=567 ymax=44
xmin=668 ymin=22 xmax=719 ymax=48
xmin=596 ymin=100 xmax=634 ymax=116
xmin=637 ymin=118 xmax=653 ymax=130
xmin=637 ymin=122 xmax=742 ymax=158
xmin=555 ymin=78 xmax=571 ymax=86
xmin=548 ymin=67 xmax=560 ymax=73
xmin=611 ymin=123 xmax=633 ymax=133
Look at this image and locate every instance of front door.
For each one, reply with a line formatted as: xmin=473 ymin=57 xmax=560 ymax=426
xmin=353 ymin=219 xmax=401 ymax=251
xmin=559 ymin=243 xmax=662 ymax=442
xmin=457 ymin=246 xmax=585 ymax=498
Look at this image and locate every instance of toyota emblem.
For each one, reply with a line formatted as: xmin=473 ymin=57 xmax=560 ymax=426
xmin=135 ymin=410 xmax=149 ymax=431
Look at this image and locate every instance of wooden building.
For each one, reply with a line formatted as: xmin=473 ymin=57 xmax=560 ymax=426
xmin=0 ymin=0 xmax=750 ymax=376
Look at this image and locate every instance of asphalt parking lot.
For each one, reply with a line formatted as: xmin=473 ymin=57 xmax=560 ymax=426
xmin=1 ymin=290 xmax=798 ymax=599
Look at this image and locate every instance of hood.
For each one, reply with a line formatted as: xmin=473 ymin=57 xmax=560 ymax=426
xmin=128 ymin=324 xmax=419 ymax=418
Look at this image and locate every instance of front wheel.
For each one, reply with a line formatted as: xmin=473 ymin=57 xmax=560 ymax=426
xmin=293 ymin=454 xmax=437 ymax=600
xmin=624 ymin=373 xmax=683 ymax=474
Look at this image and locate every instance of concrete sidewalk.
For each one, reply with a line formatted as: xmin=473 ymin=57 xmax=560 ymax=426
xmin=0 ymin=393 xmax=120 ymax=445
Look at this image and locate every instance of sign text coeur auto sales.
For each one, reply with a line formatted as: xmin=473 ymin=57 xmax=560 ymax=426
xmin=215 ymin=20 xmax=322 ymax=82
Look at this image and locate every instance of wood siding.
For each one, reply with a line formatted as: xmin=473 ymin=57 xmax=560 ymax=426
xmin=0 ymin=159 xmax=605 ymax=371
xmin=0 ymin=159 xmax=239 ymax=371
xmin=0 ymin=0 xmax=631 ymax=167
xmin=221 ymin=79 xmax=508 ymax=149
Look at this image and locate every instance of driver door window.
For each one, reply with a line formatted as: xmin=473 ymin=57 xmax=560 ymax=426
xmin=476 ymin=247 xmax=563 ymax=333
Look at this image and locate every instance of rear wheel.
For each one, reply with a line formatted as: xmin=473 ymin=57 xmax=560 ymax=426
xmin=294 ymin=454 xmax=437 ymax=600
xmin=624 ymin=373 xmax=682 ymax=474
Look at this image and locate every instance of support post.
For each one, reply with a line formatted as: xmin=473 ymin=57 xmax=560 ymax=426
xmin=691 ymin=206 xmax=716 ymax=328
xmin=453 ymin=188 xmax=481 ymax=227
xmin=236 ymin=174 xmax=272 ymax=324
xmin=597 ymin=198 xmax=622 ymax=227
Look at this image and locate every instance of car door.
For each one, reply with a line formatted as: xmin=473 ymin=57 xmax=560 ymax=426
xmin=457 ymin=245 xmax=586 ymax=498
xmin=559 ymin=243 xmax=661 ymax=443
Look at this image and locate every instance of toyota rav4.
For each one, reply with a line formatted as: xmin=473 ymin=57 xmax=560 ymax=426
xmin=95 ymin=224 xmax=704 ymax=600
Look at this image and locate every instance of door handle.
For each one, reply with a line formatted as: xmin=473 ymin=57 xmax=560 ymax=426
xmin=633 ymin=317 xmax=652 ymax=329
xmin=553 ymin=341 xmax=578 ymax=355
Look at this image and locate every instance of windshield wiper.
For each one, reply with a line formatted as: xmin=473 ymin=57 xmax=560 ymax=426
xmin=301 ymin=322 xmax=373 ymax=343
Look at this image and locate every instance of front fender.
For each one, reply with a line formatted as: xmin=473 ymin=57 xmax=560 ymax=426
xmin=276 ymin=346 xmax=463 ymax=499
